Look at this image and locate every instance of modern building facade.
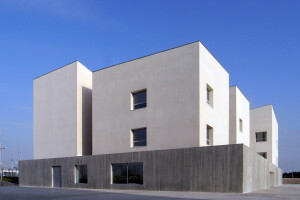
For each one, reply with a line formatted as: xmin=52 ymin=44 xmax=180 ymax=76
xmin=33 ymin=62 xmax=92 ymax=159
xmin=20 ymin=41 xmax=282 ymax=193
xmin=250 ymin=105 xmax=279 ymax=166
xmin=229 ymin=86 xmax=250 ymax=147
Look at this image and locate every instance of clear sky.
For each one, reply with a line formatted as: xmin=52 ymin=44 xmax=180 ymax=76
xmin=0 ymin=0 xmax=299 ymax=172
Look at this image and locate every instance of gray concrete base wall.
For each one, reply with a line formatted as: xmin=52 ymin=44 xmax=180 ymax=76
xmin=243 ymin=145 xmax=282 ymax=193
xmin=19 ymin=144 xmax=282 ymax=193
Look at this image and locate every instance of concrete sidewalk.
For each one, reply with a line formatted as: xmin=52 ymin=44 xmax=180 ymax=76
xmin=0 ymin=184 xmax=299 ymax=200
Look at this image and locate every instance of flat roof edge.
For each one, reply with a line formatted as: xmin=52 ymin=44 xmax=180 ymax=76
xmin=93 ymin=41 xmax=200 ymax=73
xmin=34 ymin=60 xmax=79 ymax=80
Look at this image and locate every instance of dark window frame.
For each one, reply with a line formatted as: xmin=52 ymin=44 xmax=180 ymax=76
xmin=256 ymin=132 xmax=267 ymax=142
xmin=206 ymin=84 xmax=213 ymax=107
xmin=258 ymin=152 xmax=267 ymax=159
xmin=132 ymin=89 xmax=147 ymax=110
xmin=112 ymin=162 xmax=143 ymax=185
xmin=206 ymin=125 xmax=213 ymax=145
xmin=132 ymin=128 xmax=147 ymax=147
xmin=239 ymin=118 xmax=243 ymax=132
xmin=75 ymin=165 xmax=88 ymax=184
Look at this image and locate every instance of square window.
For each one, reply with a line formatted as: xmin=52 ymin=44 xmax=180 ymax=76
xmin=258 ymin=152 xmax=267 ymax=159
xmin=132 ymin=89 xmax=147 ymax=110
xmin=256 ymin=132 xmax=267 ymax=142
xmin=239 ymin=118 xmax=243 ymax=132
xmin=111 ymin=163 xmax=127 ymax=184
xmin=206 ymin=84 xmax=213 ymax=107
xmin=75 ymin=165 xmax=88 ymax=184
xmin=206 ymin=125 xmax=213 ymax=145
xmin=132 ymin=128 xmax=147 ymax=147
xmin=112 ymin=162 xmax=143 ymax=185
xmin=128 ymin=163 xmax=143 ymax=184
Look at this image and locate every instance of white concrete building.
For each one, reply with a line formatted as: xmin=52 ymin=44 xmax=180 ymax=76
xmin=34 ymin=61 xmax=92 ymax=159
xmin=250 ymin=105 xmax=279 ymax=166
xmin=229 ymin=86 xmax=250 ymax=147
xmin=25 ymin=41 xmax=282 ymax=192
xmin=92 ymin=42 xmax=229 ymax=155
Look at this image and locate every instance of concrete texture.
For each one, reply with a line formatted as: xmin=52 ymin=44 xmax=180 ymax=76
xmin=33 ymin=61 xmax=92 ymax=159
xmin=242 ymin=145 xmax=282 ymax=192
xmin=0 ymin=185 xmax=299 ymax=200
xmin=19 ymin=144 xmax=281 ymax=193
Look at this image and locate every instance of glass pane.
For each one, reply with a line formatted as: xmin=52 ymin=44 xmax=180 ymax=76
xmin=256 ymin=132 xmax=266 ymax=142
xmin=76 ymin=165 xmax=87 ymax=183
xmin=112 ymin=163 xmax=127 ymax=184
xmin=207 ymin=88 xmax=210 ymax=101
xmin=134 ymin=141 xmax=146 ymax=146
xmin=128 ymin=163 xmax=143 ymax=184
xmin=133 ymin=129 xmax=146 ymax=147
xmin=134 ymin=91 xmax=146 ymax=104
xmin=133 ymin=129 xmax=146 ymax=141
xmin=134 ymin=102 xmax=147 ymax=109
xmin=133 ymin=90 xmax=146 ymax=109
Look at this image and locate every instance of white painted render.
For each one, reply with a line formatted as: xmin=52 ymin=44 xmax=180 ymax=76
xmin=32 ymin=42 xmax=279 ymax=168
xmin=250 ymin=105 xmax=278 ymax=166
xmin=77 ymin=63 xmax=93 ymax=156
xmin=92 ymin=41 xmax=229 ymax=155
xmin=199 ymin=43 xmax=229 ymax=146
xmin=33 ymin=61 xmax=92 ymax=159
xmin=92 ymin=42 xmax=200 ymax=154
xmin=229 ymin=86 xmax=250 ymax=147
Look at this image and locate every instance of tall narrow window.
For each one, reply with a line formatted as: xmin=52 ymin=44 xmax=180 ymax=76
xmin=132 ymin=128 xmax=147 ymax=147
xmin=132 ymin=89 xmax=147 ymax=110
xmin=206 ymin=125 xmax=213 ymax=145
xmin=239 ymin=118 xmax=243 ymax=132
xmin=206 ymin=84 xmax=213 ymax=107
xmin=256 ymin=132 xmax=267 ymax=142
xmin=75 ymin=165 xmax=88 ymax=184
xmin=112 ymin=162 xmax=143 ymax=185
xmin=258 ymin=152 xmax=267 ymax=159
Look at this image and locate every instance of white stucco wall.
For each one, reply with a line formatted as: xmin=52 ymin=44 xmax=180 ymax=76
xmin=250 ymin=105 xmax=278 ymax=166
xmin=77 ymin=63 xmax=93 ymax=156
xmin=229 ymin=86 xmax=250 ymax=147
xmin=271 ymin=109 xmax=279 ymax=166
xmin=93 ymin=42 xmax=200 ymax=155
xmin=199 ymin=43 xmax=229 ymax=146
xmin=34 ymin=61 xmax=92 ymax=159
xmin=92 ymin=42 xmax=230 ymax=155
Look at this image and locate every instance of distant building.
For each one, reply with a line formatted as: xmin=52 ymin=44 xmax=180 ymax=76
xmin=20 ymin=41 xmax=282 ymax=193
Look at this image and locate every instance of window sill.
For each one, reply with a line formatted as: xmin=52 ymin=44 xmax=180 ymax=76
xmin=130 ymin=107 xmax=147 ymax=111
xmin=206 ymin=102 xmax=213 ymax=108
xmin=131 ymin=146 xmax=147 ymax=148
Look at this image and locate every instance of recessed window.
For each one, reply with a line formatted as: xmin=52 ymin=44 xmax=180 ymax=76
xmin=75 ymin=165 xmax=87 ymax=184
xmin=206 ymin=125 xmax=213 ymax=145
xmin=256 ymin=132 xmax=267 ymax=142
xmin=258 ymin=152 xmax=267 ymax=159
xmin=132 ymin=128 xmax=147 ymax=147
xmin=206 ymin=84 xmax=213 ymax=107
xmin=112 ymin=162 xmax=143 ymax=185
xmin=131 ymin=89 xmax=147 ymax=110
xmin=239 ymin=118 xmax=243 ymax=132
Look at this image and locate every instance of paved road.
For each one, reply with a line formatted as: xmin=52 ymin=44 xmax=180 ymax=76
xmin=0 ymin=185 xmax=299 ymax=200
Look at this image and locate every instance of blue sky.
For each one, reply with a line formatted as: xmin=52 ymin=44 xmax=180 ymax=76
xmin=0 ymin=0 xmax=299 ymax=172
